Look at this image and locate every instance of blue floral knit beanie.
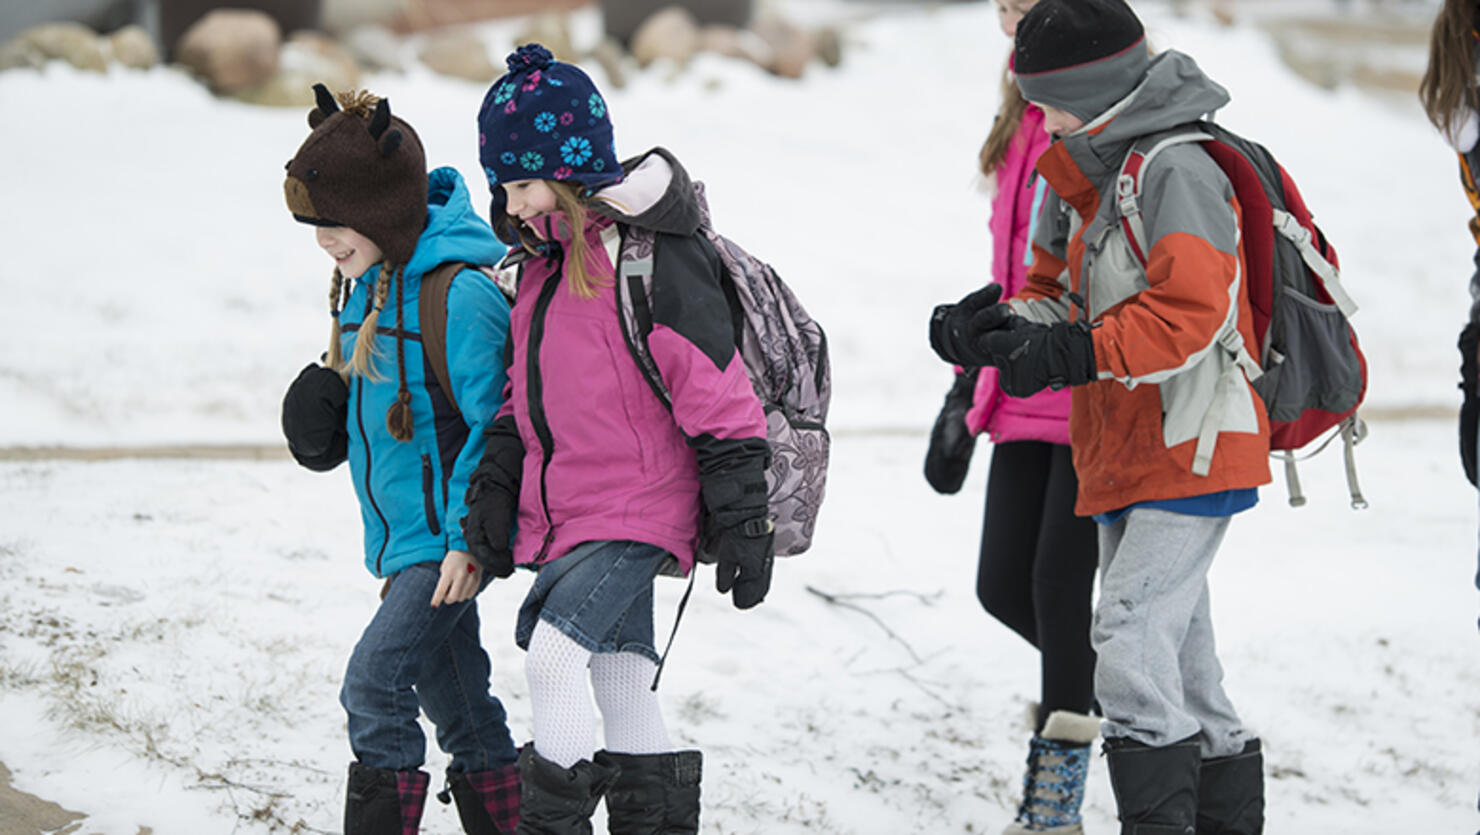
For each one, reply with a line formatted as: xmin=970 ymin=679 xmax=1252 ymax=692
xmin=477 ymin=44 xmax=621 ymax=219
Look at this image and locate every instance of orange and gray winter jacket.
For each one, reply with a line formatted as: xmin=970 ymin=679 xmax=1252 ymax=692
xmin=1011 ymin=50 xmax=1271 ymax=516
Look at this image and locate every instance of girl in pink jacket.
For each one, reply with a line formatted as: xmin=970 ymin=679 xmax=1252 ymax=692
xmin=929 ymin=3 xmax=1101 ymax=831
xmin=463 ymin=45 xmax=771 ymax=833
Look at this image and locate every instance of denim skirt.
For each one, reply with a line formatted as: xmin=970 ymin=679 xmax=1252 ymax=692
xmin=515 ymin=540 xmax=671 ymax=663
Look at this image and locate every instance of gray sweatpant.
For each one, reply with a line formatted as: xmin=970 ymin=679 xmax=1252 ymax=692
xmin=1093 ymin=508 xmax=1250 ymax=758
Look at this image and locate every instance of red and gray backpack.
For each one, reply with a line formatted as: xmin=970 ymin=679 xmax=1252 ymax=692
xmin=599 ymin=181 xmax=832 ymax=561
xmin=1115 ymin=121 xmax=1368 ymax=507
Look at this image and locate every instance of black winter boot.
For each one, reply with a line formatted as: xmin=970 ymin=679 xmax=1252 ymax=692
xmin=441 ymin=761 xmax=521 ymax=834
xmin=1196 ymin=739 xmax=1264 ymax=835
xmin=344 ymin=761 xmax=430 ymax=835
xmin=1104 ymin=737 xmax=1201 ymax=835
xmin=516 ymin=745 xmax=620 ymax=835
xmin=596 ymin=750 xmax=702 ymax=835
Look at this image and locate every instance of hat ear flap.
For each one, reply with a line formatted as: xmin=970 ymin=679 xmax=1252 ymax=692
xmin=309 ymin=83 xmax=339 ymax=128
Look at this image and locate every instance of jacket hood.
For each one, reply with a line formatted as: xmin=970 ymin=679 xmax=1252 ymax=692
xmin=403 ymin=166 xmax=505 ymax=278
xmin=1058 ymin=50 xmax=1230 ymax=179
xmin=591 ymin=147 xmax=705 ymax=236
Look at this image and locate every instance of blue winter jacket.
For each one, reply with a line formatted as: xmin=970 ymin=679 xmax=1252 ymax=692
xmin=337 ymin=167 xmax=510 ymax=577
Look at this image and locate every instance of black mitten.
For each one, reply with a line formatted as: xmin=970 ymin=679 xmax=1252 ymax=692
xmin=1460 ymin=321 xmax=1479 ymax=486
xmin=694 ymin=436 xmax=774 ymax=610
xmin=983 ymin=319 xmax=1098 ymax=397
xmin=281 ymin=364 xmax=349 ymax=472
xmin=924 ymin=368 xmax=979 ymax=494
xmin=461 ymin=416 xmax=523 ymax=577
xmin=929 ymin=284 xmax=1016 ymax=366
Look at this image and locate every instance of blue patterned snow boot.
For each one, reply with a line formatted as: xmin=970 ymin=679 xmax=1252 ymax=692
xmin=1004 ymin=710 xmax=1100 ymax=834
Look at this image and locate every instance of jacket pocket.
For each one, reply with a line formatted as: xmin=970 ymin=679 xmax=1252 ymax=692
xmin=420 ymin=453 xmax=442 ymax=536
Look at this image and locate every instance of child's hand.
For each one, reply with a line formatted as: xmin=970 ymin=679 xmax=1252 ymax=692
xmin=430 ymin=549 xmax=482 ymax=607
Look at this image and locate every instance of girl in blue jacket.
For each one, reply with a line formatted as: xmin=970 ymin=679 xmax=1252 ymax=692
xmin=280 ymin=85 xmax=520 ymax=835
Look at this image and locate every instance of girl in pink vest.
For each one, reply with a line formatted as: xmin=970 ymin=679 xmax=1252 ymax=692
xmin=925 ymin=3 xmax=1099 ymax=831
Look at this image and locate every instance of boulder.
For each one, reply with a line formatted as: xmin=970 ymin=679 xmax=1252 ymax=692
xmin=587 ymin=36 xmax=628 ymax=90
xmin=175 ymin=9 xmax=282 ymax=94
xmin=630 ymin=6 xmax=700 ymax=69
xmin=604 ymin=0 xmax=751 ymax=48
xmin=108 ymin=25 xmax=160 ymax=70
xmin=752 ymin=17 xmax=813 ymax=79
xmin=698 ymin=23 xmax=772 ymax=69
xmin=418 ymin=30 xmax=496 ymax=83
xmin=0 ymin=23 xmax=108 ymax=74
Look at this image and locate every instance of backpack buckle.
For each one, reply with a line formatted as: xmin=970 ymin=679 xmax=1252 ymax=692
xmin=741 ymin=518 xmax=774 ymax=538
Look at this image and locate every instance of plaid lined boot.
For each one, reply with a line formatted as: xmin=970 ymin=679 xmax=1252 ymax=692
xmin=344 ymin=762 xmax=430 ymax=835
xmin=1004 ymin=710 xmax=1100 ymax=834
xmin=440 ymin=762 xmax=522 ymax=834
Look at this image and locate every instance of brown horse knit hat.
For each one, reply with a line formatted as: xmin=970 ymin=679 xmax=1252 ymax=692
xmin=284 ymin=84 xmax=427 ymax=265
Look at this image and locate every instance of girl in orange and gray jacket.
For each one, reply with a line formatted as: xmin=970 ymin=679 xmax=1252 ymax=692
xmin=929 ymin=1 xmax=1269 ymax=832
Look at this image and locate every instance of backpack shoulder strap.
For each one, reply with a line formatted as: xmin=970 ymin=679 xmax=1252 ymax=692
xmin=1116 ymin=129 xmax=1214 ymax=267
xmin=607 ymin=222 xmax=674 ymax=410
xmin=418 ymin=261 xmax=470 ymax=420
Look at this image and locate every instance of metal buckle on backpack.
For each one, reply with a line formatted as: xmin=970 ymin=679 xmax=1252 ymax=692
xmin=741 ymin=518 xmax=774 ymax=538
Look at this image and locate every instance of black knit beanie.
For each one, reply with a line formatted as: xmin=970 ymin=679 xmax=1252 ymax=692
xmin=1014 ymin=0 xmax=1149 ymax=123
xmin=284 ymin=85 xmax=428 ymax=266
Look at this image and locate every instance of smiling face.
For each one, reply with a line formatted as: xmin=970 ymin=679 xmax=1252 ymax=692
xmin=997 ymin=0 xmax=1040 ymax=38
xmin=315 ymin=225 xmax=383 ymax=279
xmin=502 ymin=179 xmax=560 ymax=233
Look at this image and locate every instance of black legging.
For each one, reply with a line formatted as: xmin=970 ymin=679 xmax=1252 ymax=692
xmin=976 ymin=440 xmax=1099 ymax=729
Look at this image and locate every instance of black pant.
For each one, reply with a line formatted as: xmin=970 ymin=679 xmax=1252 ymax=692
xmin=976 ymin=441 xmax=1099 ymax=729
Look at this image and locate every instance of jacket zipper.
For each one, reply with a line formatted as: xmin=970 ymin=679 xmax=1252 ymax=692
xmin=420 ymin=453 xmax=441 ymax=536
xmin=352 ymin=375 xmax=391 ymax=575
xmin=526 ymin=244 xmax=565 ymax=563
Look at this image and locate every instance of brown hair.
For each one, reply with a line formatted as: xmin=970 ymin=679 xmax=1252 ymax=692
xmin=979 ymin=57 xmax=1029 ymax=178
xmin=1421 ymin=0 xmax=1480 ymax=138
xmin=496 ymin=180 xmax=616 ymax=300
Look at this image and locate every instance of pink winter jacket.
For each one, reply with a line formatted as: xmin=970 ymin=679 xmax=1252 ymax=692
xmin=498 ymin=152 xmax=767 ymax=574
xmin=965 ymin=103 xmax=1072 ymax=446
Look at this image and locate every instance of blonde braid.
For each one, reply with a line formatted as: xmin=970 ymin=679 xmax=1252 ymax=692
xmin=347 ymin=267 xmax=392 ymax=380
xmin=326 ymin=268 xmax=348 ymax=377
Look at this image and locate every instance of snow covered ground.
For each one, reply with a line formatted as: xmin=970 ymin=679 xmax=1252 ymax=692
xmin=0 ymin=0 xmax=1476 ymax=832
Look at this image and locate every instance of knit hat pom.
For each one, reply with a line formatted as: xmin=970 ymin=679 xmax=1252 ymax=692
xmin=507 ymin=43 xmax=554 ymax=73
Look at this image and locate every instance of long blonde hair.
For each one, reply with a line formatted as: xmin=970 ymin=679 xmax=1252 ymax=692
xmin=980 ymin=56 xmax=1029 ymax=178
xmin=496 ymin=180 xmax=616 ymax=300
xmin=1420 ymin=0 xmax=1480 ymax=139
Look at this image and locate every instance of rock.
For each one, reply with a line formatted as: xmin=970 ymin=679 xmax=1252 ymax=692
xmin=515 ymin=12 xmax=575 ymax=63
xmin=813 ymin=25 xmax=843 ymax=68
xmin=342 ymin=24 xmax=404 ymax=74
xmin=752 ymin=17 xmax=813 ymax=79
xmin=321 ymin=0 xmax=403 ymax=34
xmin=175 ymin=9 xmax=282 ymax=94
xmin=604 ymin=0 xmax=752 ymax=48
xmin=587 ymin=36 xmax=628 ymax=90
xmin=418 ymin=30 xmax=496 ymax=83
xmin=108 ymin=25 xmax=160 ymax=70
xmin=630 ymin=6 xmax=700 ymax=69
xmin=698 ymin=24 xmax=772 ymax=67
xmin=1 ymin=23 xmax=108 ymax=74
xmin=235 ymin=33 xmax=360 ymax=107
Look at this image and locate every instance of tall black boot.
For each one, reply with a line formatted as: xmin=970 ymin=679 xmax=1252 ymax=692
xmin=516 ymin=745 xmax=620 ymax=835
xmin=596 ymin=750 xmax=702 ymax=835
xmin=344 ymin=762 xmax=430 ymax=835
xmin=1104 ymin=737 xmax=1201 ymax=835
xmin=1196 ymin=739 xmax=1264 ymax=835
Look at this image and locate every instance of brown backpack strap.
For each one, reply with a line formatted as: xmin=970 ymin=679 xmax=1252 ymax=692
xmin=419 ymin=261 xmax=469 ymax=420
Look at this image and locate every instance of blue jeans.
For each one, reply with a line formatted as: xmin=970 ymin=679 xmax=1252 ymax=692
xmin=340 ymin=562 xmax=518 ymax=773
xmin=515 ymin=540 xmax=671 ymax=664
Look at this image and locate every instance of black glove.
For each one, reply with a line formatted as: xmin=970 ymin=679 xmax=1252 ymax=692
xmin=924 ymin=368 xmax=979 ymax=494
xmin=281 ymin=364 xmax=349 ymax=471
xmin=1461 ymin=321 xmax=1479 ymax=486
xmin=694 ymin=436 xmax=774 ymax=610
xmin=929 ymin=283 xmax=1017 ymax=366
xmin=461 ymin=416 xmax=522 ymax=578
xmin=982 ymin=319 xmax=1098 ymax=398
